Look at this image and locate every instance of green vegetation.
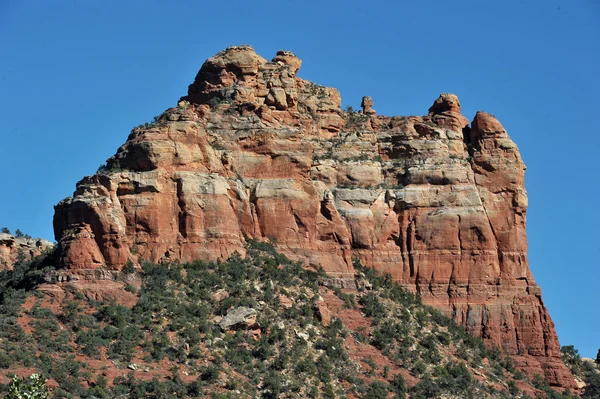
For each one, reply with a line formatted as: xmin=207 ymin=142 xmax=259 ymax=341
xmin=96 ymin=158 xmax=123 ymax=174
xmin=344 ymin=106 xmax=370 ymax=128
xmin=6 ymin=374 xmax=49 ymax=399
xmin=347 ymin=259 xmax=565 ymax=399
xmin=311 ymin=128 xmax=381 ymax=164
xmin=208 ymin=95 xmax=234 ymax=109
xmin=0 ymin=241 xmax=354 ymax=397
xmin=305 ymin=82 xmax=329 ymax=99
xmin=134 ymin=114 xmax=167 ymax=130
xmin=560 ymin=345 xmax=600 ymax=399
xmin=0 ymin=227 xmax=32 ymax=239
xmin=0 ymin=242 xmax=578 ymax=398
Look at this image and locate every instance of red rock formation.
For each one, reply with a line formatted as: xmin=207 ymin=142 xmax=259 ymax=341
xmin=361 ymin=96 xmax=376 ymax=115
xmin=0 ymin=233 xmax=53 ymax=270
xmin=52 ymin=45 xmax=575 ymax=389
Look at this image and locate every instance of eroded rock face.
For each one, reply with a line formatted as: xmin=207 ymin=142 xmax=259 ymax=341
xmin=0 ymin=233 xmax=54 ymax=270
xmin=361 ymin=96 xmax=376 ymax=115
xmin=52 ymin=45 xmax=574 ymax=388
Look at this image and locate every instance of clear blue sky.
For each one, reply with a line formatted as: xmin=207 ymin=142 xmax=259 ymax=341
xmin=1 ymin=0 xmax=598 ymax=357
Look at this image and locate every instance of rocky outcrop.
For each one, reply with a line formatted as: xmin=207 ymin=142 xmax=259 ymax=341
xmin=0 ymin=233 xmax=54 ymax=270
xmin=52 ymin=45 xmax=575 ymax=388
xmin=219 ymin=307 xmax=257 ymax=331
xmin=361 ymin=96 xmax=376 ymax=115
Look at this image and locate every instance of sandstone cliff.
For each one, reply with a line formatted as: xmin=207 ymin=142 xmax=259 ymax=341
xmin=0 ymin=233 xmax=53 ymax=271
xmin=53 ymin=45 xmax=574 ymax=388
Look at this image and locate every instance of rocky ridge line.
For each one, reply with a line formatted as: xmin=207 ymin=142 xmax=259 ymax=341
xmin=0 ymin=233 xmax=54 ymax=271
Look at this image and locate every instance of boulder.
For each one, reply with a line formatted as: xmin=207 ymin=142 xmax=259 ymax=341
xmin=219 ymin=307 xmax=257 ymax=330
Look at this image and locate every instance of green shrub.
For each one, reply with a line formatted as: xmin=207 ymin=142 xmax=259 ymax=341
xmin=364 ymin=357 xmax=377 ymax=376
xmin=508 ymin=379 xmax=519 ymax=395
xmin=371 ymin=319 xmax=400 ymax=350
xmin=412 ymin=360 xmax=426 ymax=376
xmin=583 ymin=371 xmax=600 ymax=399
xmin=97 ymin=159 xmax=123 ymax=174
xmin=364 ymin=381 xmax=389 ymax=399
xmin=358 ymin=292 xmax=386 ymax=319
xmin=262 ymin=371 xmax=283 ymax=399
xmin=410 ymin=375 xmax=441 ymax=399
xmin=124 ymin=283 xmax=137 ymax=293
xmin=333 ymin=287 xmax=356 ymax=309
xmin=122 ymin=260 xmax=136 ymax=274
xmin=199 ymin=364 xmax=220 ymax=383
xmin=6 ymin=374 xmax=48 ymax=399
xmin=390 ymin=373 xmax=406 ymax=398
xmin=0 ymin=351 xmax=12 ymax=369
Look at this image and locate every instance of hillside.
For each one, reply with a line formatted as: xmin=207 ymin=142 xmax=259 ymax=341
xmin=0 ymin=241 xmax=576 ymax=398
xmin=0 ymin=45 xmax=582 ymax=397
xmin=49 ymin=45 xmax=574 ymax=389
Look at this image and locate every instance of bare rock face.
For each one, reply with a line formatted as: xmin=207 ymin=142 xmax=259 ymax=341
xmin=427 ymin=92 xmax=470 ymax=131
xmin=361 ymin=96 xmax=376 ymax=115
xmin=0 ymin=233 xmax=54 ymax=270
xmin=52 ymin=46 xmax=575 ymax=388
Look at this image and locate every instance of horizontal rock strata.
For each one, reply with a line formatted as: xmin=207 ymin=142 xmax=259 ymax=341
xmin=53 ymin=45 xmax=574 ymax=388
